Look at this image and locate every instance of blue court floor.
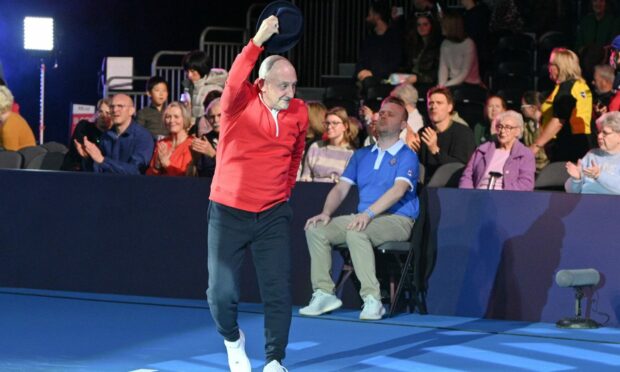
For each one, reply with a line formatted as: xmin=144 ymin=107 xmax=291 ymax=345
xmin=2 ymin=288 xmax=620 ymax=371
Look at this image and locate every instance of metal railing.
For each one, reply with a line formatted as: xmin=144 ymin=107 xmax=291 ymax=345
xmin=150 ymin=51 xmax=190 ymax=101
xmin=104 ymin=0 xmax=472 ymax=100
xmin=199 ymin=27 xmax=248 ymax=71
xmin=104 ymin=76 xmax=151 ymax=110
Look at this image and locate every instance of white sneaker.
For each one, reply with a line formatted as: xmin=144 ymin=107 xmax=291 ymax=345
xmin=359 ymin=295 xmax=385 ymax=320
xmin=299 ymin=289 xmax=343 ymax=316
xmin=263 ymin=360 xmax=288 ymax=372
xmin=224 ymin=330 xmax=251 ymax=372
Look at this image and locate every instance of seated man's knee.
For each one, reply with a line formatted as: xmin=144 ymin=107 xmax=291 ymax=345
xmin=345 ymin=229 xmax=371 ymax=245
xmin=305 ymin=225 xmax=328 ymax=241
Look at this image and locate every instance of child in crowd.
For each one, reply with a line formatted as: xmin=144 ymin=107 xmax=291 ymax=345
xmin=136 ymin=76 xmax=169 ymax=139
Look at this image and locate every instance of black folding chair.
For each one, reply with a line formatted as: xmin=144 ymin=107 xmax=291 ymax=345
xmin=534 ymin=161 xmax=569 ymax=191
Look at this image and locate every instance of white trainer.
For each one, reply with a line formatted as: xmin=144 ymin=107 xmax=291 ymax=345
xmin=224 ymin=330 xmax=251 ymax=372
xmin=263 ymin=360 xmax=288 ymax=372
xmin=299 ymin=289 xmax=343 ymax=316
xmin=359 ymin=295 xmax=386 ymax=320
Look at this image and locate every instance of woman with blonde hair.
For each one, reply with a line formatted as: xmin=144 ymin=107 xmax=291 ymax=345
xmin=300 ymin=106 xmax=356 ymax=182
xmin=530 ymin=48 xmax=593 ymax=162
xmin=146 ymin=101 xmax=195 ymax=176
xmin=0 ymin=86 xmax=36 ymax=151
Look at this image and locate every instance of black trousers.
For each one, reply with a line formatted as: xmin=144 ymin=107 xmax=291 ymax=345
xmin=206 ymin=201 xmax=293 ymax=363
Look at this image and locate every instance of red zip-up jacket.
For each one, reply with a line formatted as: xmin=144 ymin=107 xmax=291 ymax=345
xmin=209 ymin=40 xmax=308 ymax=212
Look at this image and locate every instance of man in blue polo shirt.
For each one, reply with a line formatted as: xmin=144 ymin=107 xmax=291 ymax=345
xmin=76 ymin=94 xmax=154 ymax=174
xmin=301 ymin=96 xmax=419 ymax=320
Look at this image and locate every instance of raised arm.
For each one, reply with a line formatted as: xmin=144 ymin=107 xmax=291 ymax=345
xmin=221 ymin=16 xmax=280 ymax=117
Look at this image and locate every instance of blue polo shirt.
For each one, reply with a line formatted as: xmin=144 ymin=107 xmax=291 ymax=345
xmin=92 ymin=121 xmax=155 ymax=175
xmin=340 ymin=140 xmax=419 ymax=219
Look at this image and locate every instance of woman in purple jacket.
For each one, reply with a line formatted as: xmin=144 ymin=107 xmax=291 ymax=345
xmin=459 ymin=110 xmax=536 ymax=190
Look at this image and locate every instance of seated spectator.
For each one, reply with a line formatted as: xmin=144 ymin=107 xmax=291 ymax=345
xmin=181 ymin=50 xmax=228 ymax=124
xmin=416 ymin=87 xmax=476 ymax=181
xmin=390 ymin=83 xmax=425 ymax=134
xmin=361 ymin=84 xmax=424 ymax=147
xmin=473 ymin=95 xmax=507 ymax=145
xmin=355 ymin=0 xmax=403 ymax=89
xmin=565 ymin=111 xmax=620 ymax=194
xmin=147 ymin=102 xmax=194 ymax=176
xmin=520 ymin=91 xmax=550 ymax=172
xmin=300 ymin=107 xmax=356 ymax=183
xmin=402 ymin=12 xmax=441 ymax=86
xmin=0 ymin=86 xmax=36 ymax=151
xmin=191 ymin=98 xmax=221 ymax=178
xmin=300 ymin=96 xmax=419 ymax=320
xmin=76 ymin=94 xmax=154 ymax=174
xmin=531 ymin=48 xmax=593 ymax=163
xmin=460 ymin=110 xmax=535 ymax=190
xmin=0 ymin=78 xmax=19 ymax=113
xmin=305 ymin=101 xmax=327 ymax=153
xmin=575 ymin=0 xmax=620 ymax=53
xmin=438 ymin=12 xmax=482 ymax=88
xmin=192 ymin=90 xmax=222 ymax=137
xmin=136 ymin=76 xmax=169 ymax=139
xmin=591 ymin=64 xmax=615 ymax=121
xmin=362 ymin=112 xmax=380 ymax=147
xmin=63 ymin=98 xmax=113 ymax=171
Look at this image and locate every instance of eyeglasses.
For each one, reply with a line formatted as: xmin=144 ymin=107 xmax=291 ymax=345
xmin=415 ymin=11 xmax=432 ymax=18
xmin=495 ymin=124 xmax=519 ymax=132
xmin=324 ymin=120 xmax=343 ymax=127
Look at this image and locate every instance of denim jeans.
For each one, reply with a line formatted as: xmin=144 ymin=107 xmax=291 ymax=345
xmin=207 ymin=201 xmax=293 ymax=363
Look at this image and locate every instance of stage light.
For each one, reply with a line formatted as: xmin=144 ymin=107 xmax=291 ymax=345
xmin=23 ymin=16 xmax=55 ymax=144
xmin=555 ymin=269 xmax=601 ymax=329
xmin=24 ymin=17 xmax=54 ymax=51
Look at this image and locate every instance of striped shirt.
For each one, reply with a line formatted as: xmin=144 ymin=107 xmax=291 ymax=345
xmin=299 ymin=141 xmax=354 ymax=183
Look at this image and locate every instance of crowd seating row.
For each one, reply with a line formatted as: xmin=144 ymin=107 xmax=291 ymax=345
xmin=0 ymin=142 xmax=68 ymax=170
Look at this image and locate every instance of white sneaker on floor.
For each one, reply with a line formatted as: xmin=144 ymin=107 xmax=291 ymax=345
xmin=224 ymin=330 xmax=251 ymax=372
xmin=263 ymin=360 xmax=288 ymax=372
xmin=299 ymin=289 xmax=343 ymax=316
xmin=359 ymin=295 xmax=386 ymax=320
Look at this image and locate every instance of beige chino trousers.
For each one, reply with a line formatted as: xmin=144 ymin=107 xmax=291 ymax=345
xmin=305 ymin=213 xmax=414 ymax=300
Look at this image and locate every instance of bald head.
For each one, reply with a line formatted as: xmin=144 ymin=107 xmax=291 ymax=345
xmin=111 ymin=94 xmax=136 ymax=128
xmin=259 ymin=57 xmax=297 ymax=111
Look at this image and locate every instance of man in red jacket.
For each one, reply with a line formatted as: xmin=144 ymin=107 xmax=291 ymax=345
xmin=206 ymin=15 xmax=308 ymax=372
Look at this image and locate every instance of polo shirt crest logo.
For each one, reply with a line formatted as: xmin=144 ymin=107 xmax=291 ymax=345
xmin=580 ymin=91 xmax=586 ymax=99
xmin=389 ymin=158 xmax=397 ymax=166
xmin=407 ymin=169 xmax=413 ymax=177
